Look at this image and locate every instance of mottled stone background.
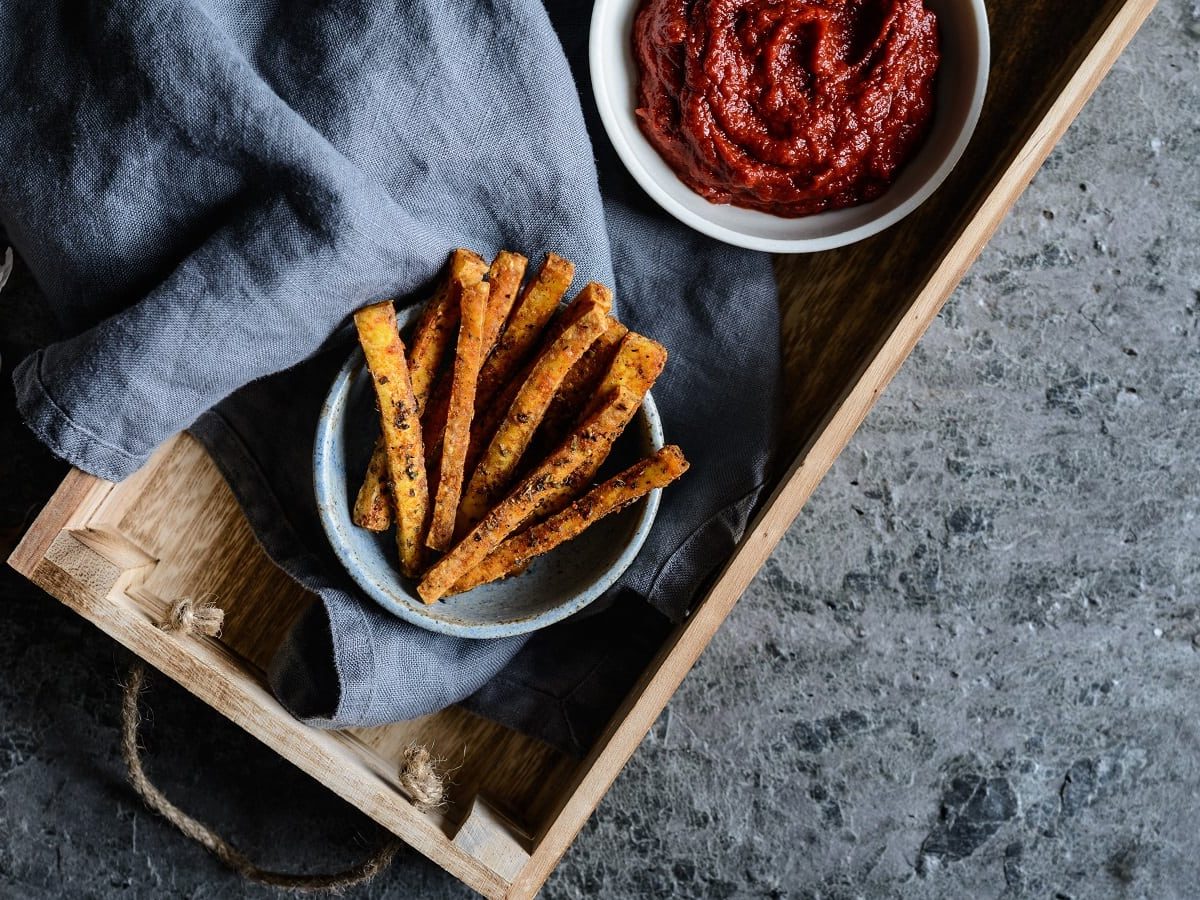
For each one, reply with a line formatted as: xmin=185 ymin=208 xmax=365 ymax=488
xmin=1 ymin=4 xmax=1197 ymax=898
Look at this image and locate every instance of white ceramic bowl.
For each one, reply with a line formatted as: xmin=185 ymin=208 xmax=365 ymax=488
xmin=589 ymin=0 xmax=990 ymax=253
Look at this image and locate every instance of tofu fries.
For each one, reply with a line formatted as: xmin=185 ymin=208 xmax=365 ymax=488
xmin=352 ymin=301 xmax=429 ymax=577
xmin=349 ymin=248 xmax=687 ymax=602
xmin=449 ymin=445 xmax=689 ymax=594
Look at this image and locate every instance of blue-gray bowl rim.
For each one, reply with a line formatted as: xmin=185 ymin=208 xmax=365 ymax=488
xmin=314 ymin=333 xmax=664 ymax=639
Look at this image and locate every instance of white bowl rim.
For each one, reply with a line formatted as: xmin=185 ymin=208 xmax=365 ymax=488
xmin=589 ymin=0 xmax=991 ymax=254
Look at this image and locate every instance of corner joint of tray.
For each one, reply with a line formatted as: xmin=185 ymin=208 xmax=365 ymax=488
xmin=451 ymin=795 xmax=533 ymax=887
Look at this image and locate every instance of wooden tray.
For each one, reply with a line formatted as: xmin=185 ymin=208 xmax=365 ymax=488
xmin=8 ymin=1 xmax=1157 ymax=896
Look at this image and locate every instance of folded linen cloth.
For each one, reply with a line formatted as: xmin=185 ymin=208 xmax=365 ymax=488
xmin=2 ymin=0 xmax=780 ymax=754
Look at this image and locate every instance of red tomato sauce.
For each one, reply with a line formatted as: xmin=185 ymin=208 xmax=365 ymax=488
xmin=633 ymin=0 xmax=941 ymax=218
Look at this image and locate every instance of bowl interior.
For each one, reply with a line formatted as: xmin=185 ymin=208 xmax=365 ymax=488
xmin=590 ymin=0 xmax=990 ymax=252
xmin=315 ymin=309 xmax=664 ymax=639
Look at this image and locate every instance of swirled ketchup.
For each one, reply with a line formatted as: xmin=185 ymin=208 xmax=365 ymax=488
xmin=633 ymin=0 xmax=940 ymax=218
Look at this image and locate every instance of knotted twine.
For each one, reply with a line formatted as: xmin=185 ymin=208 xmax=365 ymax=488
xmin=121 ymin=595 xmax=446 ymax=893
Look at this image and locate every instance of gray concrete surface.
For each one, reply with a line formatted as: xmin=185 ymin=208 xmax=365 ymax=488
xmin=2 ymin=3 xmax=1198 ymax=897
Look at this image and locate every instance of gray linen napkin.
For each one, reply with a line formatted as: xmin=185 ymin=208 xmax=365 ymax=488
xmin=2 ymin=0 xmax=779 ymax=755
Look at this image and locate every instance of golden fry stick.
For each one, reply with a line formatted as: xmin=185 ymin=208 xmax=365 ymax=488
xmin=474 ymin=253 xmax=574 ymax=412
xmin=457 ymin=299 xmax=608 ymax=532
xmin=352 ymin=441 xmax=389 ymax=530
xmin=539 ymin=281 xmax=612 ymax=348
xmin=512 ymin=331 xmax=665 ymax=532
xmin=417 ymin=256 xmax=492 ymax=511
xmin=481 ymin=251 xmax=528 ymax=355
xmin=351 ymin=440 xmax=391 ymax=532
xmin=583 ymin=332 xmax=667 ymax=421
xmin=351 ymin=249 xmax=485 ymax=530
xmin=353 ymin=302 xmax=429 ymax=576
xmin=417 ymin=380 xmax=451 ymax=530
xmin=420 ymin=250 xmax=529 ymax=480
xmin=409 ymin=249 xmax=487 ymax=413
xmin=517 ymin=366 xmax=652 ymax=531
xmin=467 ymin=281 xmax=611 ymax=474
xmin=427 ymin=280 xmax=490 ymax=550
xmin=450 ymin=446 xmax=689 ymax=594
xmin=417 ymin=387 xmax=640 ymax=604
xmin=538 ymin=316 xmax=628 ymax=450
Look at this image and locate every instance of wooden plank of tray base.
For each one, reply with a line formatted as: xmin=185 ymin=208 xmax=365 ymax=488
xmin=7 ymin=467 xmax=110 ymax=578
xmin=508 ymin=1 xmax=1159 ymax=893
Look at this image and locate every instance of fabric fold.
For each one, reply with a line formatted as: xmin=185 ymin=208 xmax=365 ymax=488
xmin=2 ymin=0 xmax=780 ymax=754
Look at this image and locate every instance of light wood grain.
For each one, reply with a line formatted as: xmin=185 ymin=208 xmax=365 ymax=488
xmin=453 ymin=798 xmax=533 ymax=883
xmin=44 ymin=528 xmax=156 ymax=602
xmin=8 ymin=468 xmax=111 ymax=576
xmin=6 ymin=2 xmax=1157 ymax=897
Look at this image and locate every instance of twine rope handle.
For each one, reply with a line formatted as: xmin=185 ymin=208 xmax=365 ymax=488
xmin=119 ymin=596 xmax=443 ymax=894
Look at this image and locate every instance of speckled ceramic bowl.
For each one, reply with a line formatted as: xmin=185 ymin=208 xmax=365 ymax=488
xmin=315 ymin=307 xmax=665 ymax=639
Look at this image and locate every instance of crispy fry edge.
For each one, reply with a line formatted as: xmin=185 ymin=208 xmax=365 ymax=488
xmin=583 ymin=331 xmax=667 ymax=422
xmin=537 ymin=316 xmax=628 ymax=453
xmin=466 ymin=280 xmax=609 ymax=481
xmin=458 ymin=300 xmax=608 ymax=533
xmin=353 ymin=251 xmax=486 ymax=531
xmin=450 ymin=445 xmax=688 ymax=594
xmin=409 ymin=249 xmax=487 ymax=411
xmin=353 ymin=302 xmax=430 ymax=577
xmin=351 ymin=439 xmax=391 ymax=531
xmin=474 ymin=252 xmax=574 ymax=412
xmin=427 ymin=280 xmax=490 ymax=550
xmin=417 ymin=386 xmax=640 ymax=603
xmin=421 ymin=250 xmax=530 ymax=475
xmin=515 ymin=331 xmax=667 ymax=532
xmin=481 ymin=251 xmax=528 ymax=354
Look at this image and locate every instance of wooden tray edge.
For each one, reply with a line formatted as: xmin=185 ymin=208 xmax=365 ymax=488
xmin=509 ymin=0 xmax=1159 ymax=895
xmin=8 ymin=468 xmax=109 ymax=577
xmin=7 ymin=470 xmax=518 ymax=899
